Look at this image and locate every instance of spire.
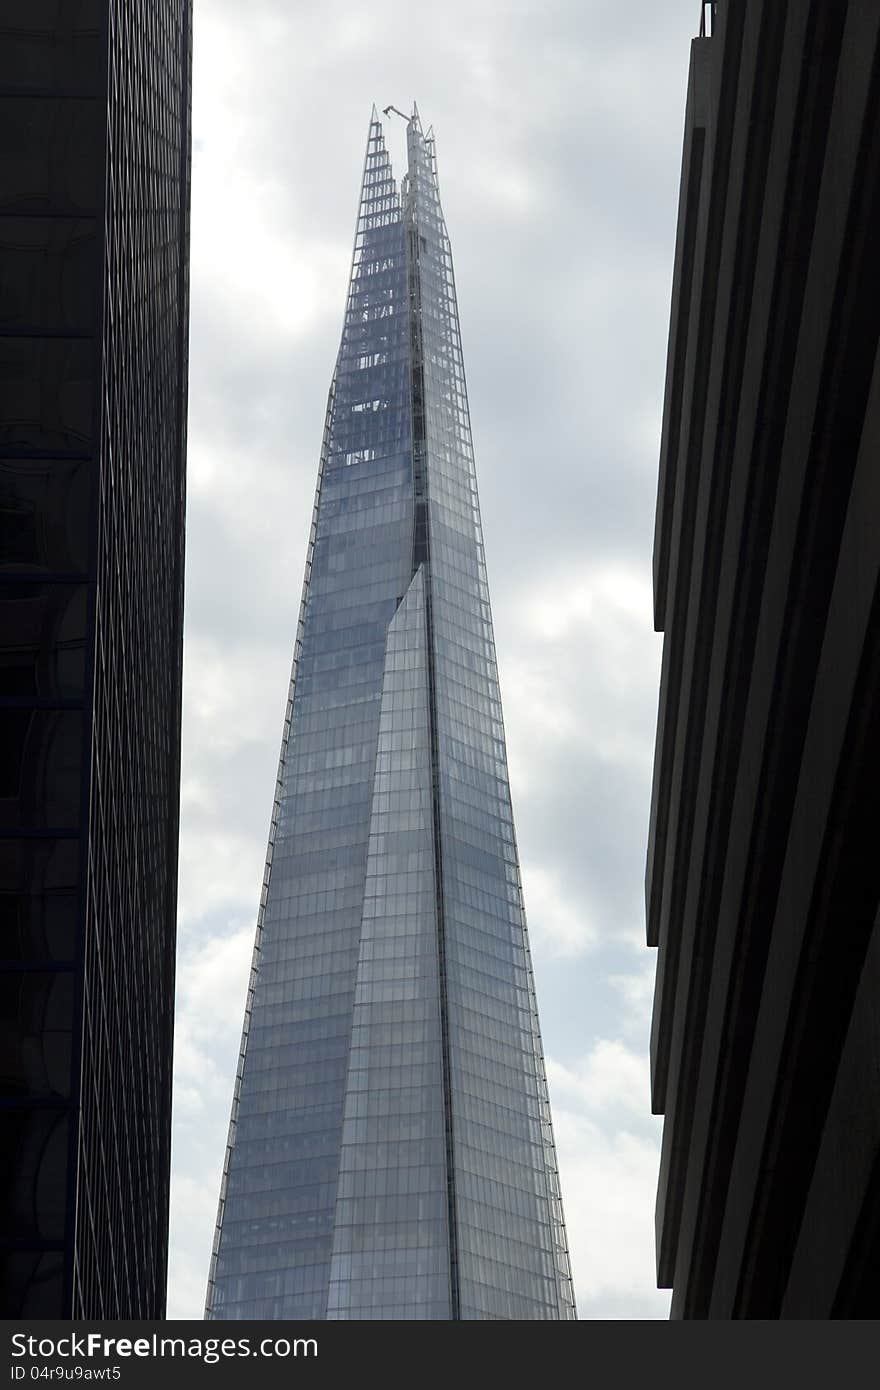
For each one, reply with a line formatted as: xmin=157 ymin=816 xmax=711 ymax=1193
xmin=406 ymin=102 xmax=441 ymax=212
xmin=353 ymin=105 xmax=400 ymax=239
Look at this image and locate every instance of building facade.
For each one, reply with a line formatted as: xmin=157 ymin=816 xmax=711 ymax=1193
xmin=206 ymin=109 xmax=576 ymax=1321
xmin=648 ymin=0 xmax=880 ymax=1317
xmin=0 ymin=3 xmax=191 ymax=1317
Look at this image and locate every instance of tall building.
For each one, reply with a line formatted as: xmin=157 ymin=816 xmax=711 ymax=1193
xmin=0 ymin=3 xmax=191 ymax=1317
xmin=206 ymin=108 xmax=575 ymax=1321
xmin=648 ymin=1 xmax=880 ymax=1317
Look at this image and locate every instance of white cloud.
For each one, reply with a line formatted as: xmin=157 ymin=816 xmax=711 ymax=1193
xmin=174 ymin=923 xmax=254 ymax=1078
xmin=176 ymin=633 xmax=286 ymax=929
xmin=168 ymin=922 xmax=255 ymax=1319
xmin=499 ymin=561 xmax=661 ymax=836
xmin=522 ymin=563 xmax=653 ymax=644
xmin=548 ymin=1041 xmax=652 ymax=1118
xmin=522 ymin=861 xmax=597 ymax=957
xmin=547 ymin=1043 xmax=670 ymax=1318
xmin=610 ymin=961 xmax=658 ymax=1035
xmin=168 ymin=1174 xmax=221 ymax=1321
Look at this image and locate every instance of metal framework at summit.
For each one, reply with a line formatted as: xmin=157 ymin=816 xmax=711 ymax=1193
xmin=205 ymin=107 xmax=576 ymax=1321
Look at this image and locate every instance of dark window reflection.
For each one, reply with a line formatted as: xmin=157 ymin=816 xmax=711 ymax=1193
xmin=0 ymin=461 xmax=91 ymax=574
xmin=0 ymin=9 xmax=102 ymax=94
xmin=0 ymin=1251 xmax=64 ymax=1319
xmin=0 ymin=339 xmax=94 ymax=452
xmin=0 ymin=969 xmax=74 ymax=1096
xmin=0 ymin=839 xmax=79 ymax=961
xmin=0 ymin=1109 xmax=69 ymax=1239
xmin=0 ymin=709 xmax=83 ymax=829
xmin=0 ymin=584 xmax=87 ymax=697
xmin=0 ymin=218 xmax=99 ymax=334
xmin=0 ymin=97 xmax=103 ymax=214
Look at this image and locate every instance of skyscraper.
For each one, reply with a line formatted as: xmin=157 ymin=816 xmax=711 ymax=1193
xmin=0 ymin=3 xmax=191 ymax=1317
xmin=649 ymin=2 xmax=880 ymax=1317
xmin=206 ymin=108 xmax=575 ymax=1321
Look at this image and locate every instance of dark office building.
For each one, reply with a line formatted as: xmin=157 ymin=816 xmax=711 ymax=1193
xmin=647 ymin=0 xmax=880 ymax=1318
xmin=0 ymin=3 xmax=191 ymax=1317
xmin=205 ymin=108 xmax=576 ymax=1321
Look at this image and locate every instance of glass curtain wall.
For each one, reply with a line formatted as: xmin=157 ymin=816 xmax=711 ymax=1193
xmin=205 ymin=109 xmax=575 ymax=1321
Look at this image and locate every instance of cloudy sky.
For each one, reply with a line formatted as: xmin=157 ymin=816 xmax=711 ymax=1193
xmin=169 ymin=0 xmax=700 ymax=1320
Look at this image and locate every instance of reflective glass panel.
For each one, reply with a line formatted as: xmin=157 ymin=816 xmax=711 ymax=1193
xmin=207 ymin=112 xmax=575 ymax=1321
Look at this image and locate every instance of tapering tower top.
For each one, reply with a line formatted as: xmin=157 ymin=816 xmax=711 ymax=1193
xmin=206 ymin=108 xmax=576 ymax=1321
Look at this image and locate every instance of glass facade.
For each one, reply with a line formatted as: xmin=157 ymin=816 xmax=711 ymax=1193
xmin=0 ymin=2 xmax=191 ymax=1318
xmin=206 ymin=109 xmax=575 ymax=1321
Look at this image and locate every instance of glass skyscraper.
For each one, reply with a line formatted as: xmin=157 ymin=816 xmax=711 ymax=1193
xmin=0 ymin=2 xmax=190 ymax=1317
xmin=206 ymin=108 xmax=575 ymax=1321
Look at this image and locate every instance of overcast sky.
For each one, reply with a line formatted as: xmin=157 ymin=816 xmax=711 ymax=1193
xmin=169 ymin=0 xmax=700 ymax=1320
